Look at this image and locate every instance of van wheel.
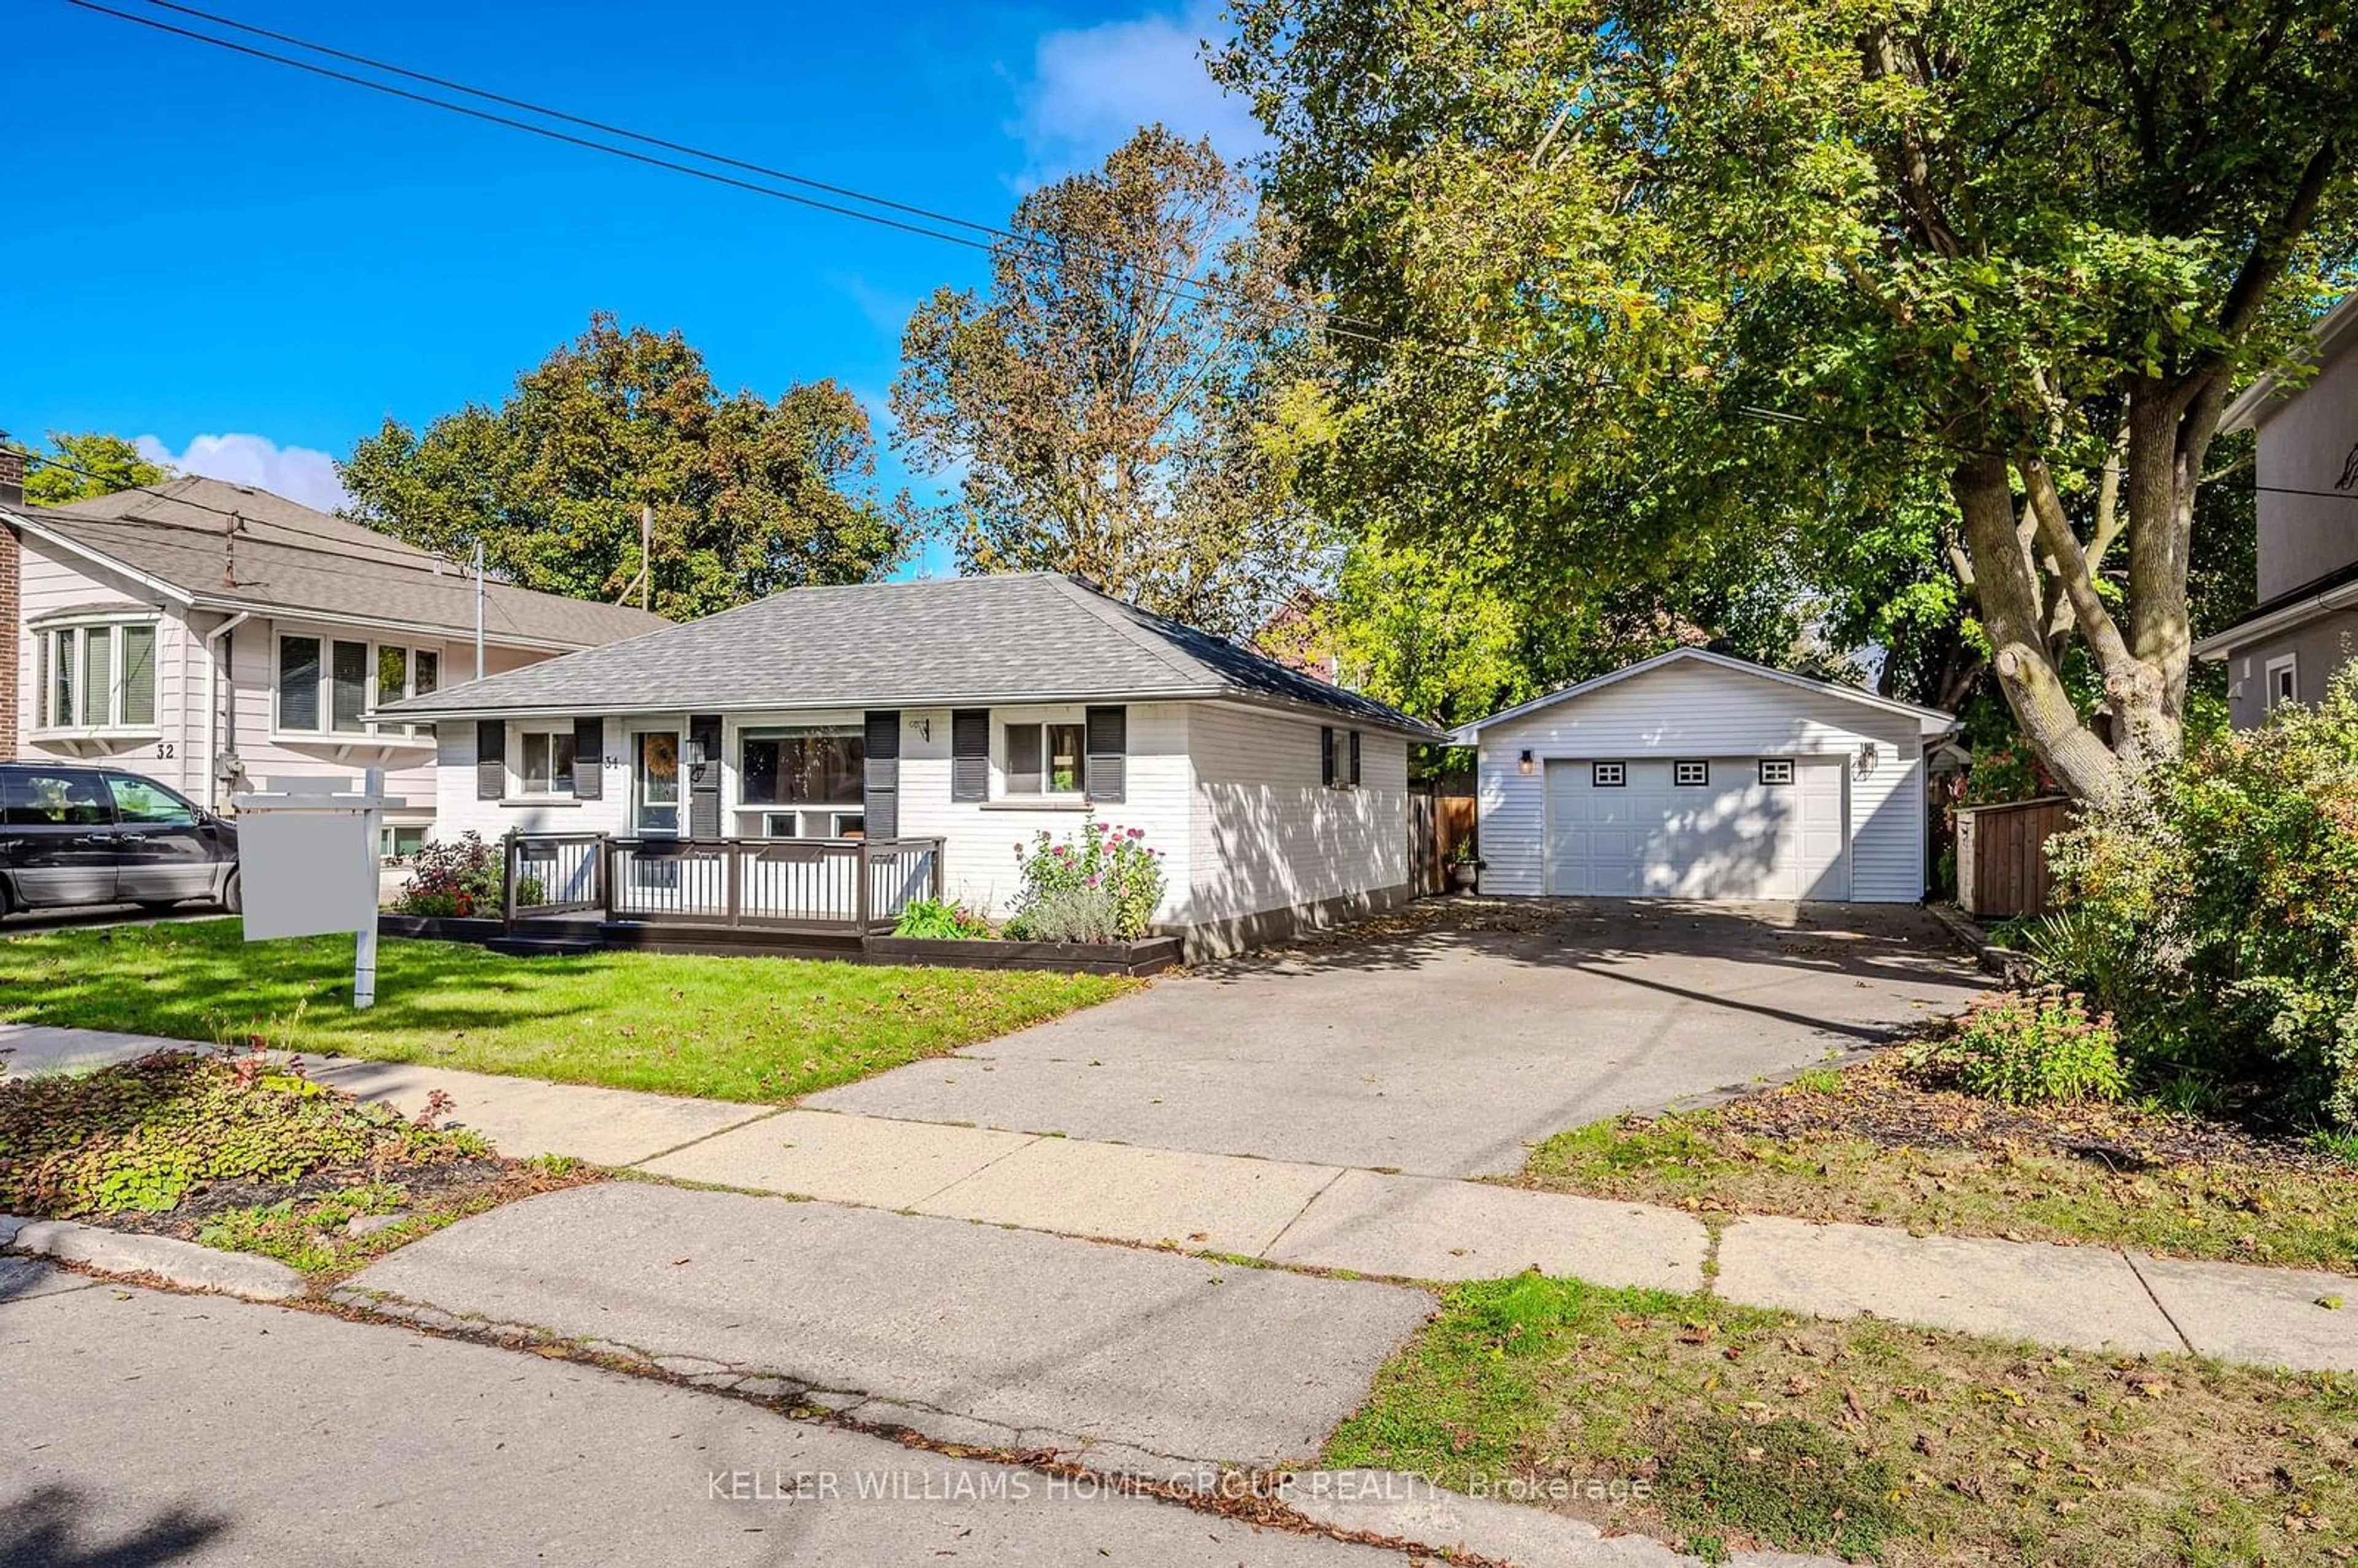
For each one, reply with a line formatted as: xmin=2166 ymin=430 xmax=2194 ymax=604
xmin=221 ymin=871 xmax=243 ymax=915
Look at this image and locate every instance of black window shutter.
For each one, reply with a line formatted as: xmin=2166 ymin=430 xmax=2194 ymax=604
xmin=475 ymin=720 xmax=505 ymax=801
xmin=688 ymin=715 xmax=723 ymax=837
xmin=1320 ymin=726 xmax=1336 ymax=787
xmin=1348 ymin=729 xmax=1362 ymax=787
xmin=863 ymin=710 xmax=900 ymax=840
xmin=572 ymin=716 xmax=604 ymax=800
xmin=1084 ymin=705 xmax=1126 ymax=804
xmin=951 ymin=708 xmax=990 ymax=802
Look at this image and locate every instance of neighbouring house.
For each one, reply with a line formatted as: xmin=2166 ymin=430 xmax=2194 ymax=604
xmin=0 ymin=454 xmax=668 ymax=853
xmin=1452 ymin=648 xmax=1954 ymax=902
xmin=378 ymin=572 xmax=1442 ymax=958
xmin=2195 ymin=292 xmax=2358 ymax=723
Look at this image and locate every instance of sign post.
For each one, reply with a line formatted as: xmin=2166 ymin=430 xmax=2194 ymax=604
xmin=232 ymin=770 xmax=402 ymax=1009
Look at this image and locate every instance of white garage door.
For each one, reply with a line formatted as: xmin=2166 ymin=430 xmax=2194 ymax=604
xmin=1544 ymin=756 xmax=1849 ymax=899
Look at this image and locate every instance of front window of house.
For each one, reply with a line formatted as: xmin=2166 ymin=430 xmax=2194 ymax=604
xmin=740 ymin=726 xmax=865 ymax=837
xmin=278 ymin=634 xmax=440 ymax=737
xmin=1005 ymin=720 xmax=1085 ymax=796
xmin=35 ymin=621 xmax=158 ymax=732
xmin=518 ymin=728 xmax=577 ymax=797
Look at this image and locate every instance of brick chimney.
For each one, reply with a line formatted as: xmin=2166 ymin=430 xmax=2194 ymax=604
xmin=0 ymin=443 xmax=21 ymax=759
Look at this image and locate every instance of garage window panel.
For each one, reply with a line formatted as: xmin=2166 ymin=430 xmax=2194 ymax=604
xmin=1591 ymin=761 xmax=1625 ymax=787
xmin=1759 ymin=758 xmax=1795 ymax=785
xmin=1674 ymin=760 xmax=1709 ymax=786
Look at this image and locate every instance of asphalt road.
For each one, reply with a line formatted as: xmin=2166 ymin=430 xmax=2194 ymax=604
xmin=0 ymin=1264 xmax=1406 ymax=1568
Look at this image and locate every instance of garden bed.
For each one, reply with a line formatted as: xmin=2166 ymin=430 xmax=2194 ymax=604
xmin=0 ymin=1048 xmax=592 ymax=1283
xmin=1514 ymin=1054 xmax=2358 ymax=1273
xmin=865 ymin=933 xmax=1181 ymax=976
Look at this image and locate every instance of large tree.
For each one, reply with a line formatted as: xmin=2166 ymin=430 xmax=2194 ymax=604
xmin=15 ymin=431 xmax=170 ymax=506
xmin=890 ymin=126 xmax=1329 ymax=640
xmin=341 ymin=314 xmax=909 ymax=619
xmin=1220 ymin=0 xmax=2358 ymax=799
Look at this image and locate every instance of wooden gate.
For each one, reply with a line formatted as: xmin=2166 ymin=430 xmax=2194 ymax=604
xmin=1955 ymin=797 xmax=2072 ymax=920
xmin=1408 ymin=790 xmax=1478 ymax=895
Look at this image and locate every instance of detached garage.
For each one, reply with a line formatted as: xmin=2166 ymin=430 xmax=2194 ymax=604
xmin=1455 ymin=649 xmax=1954 ymax=904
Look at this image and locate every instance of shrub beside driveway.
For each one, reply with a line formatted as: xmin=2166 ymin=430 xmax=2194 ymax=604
xmin=0 ymin=919 xmax=1137 ymax=1103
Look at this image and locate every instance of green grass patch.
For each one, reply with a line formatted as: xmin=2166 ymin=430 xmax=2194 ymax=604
xmin=1330 ymin=1273 xmax=2358 ymax=1565
xmin=0 ymin=919 xmax=1137 ymax=1103
xmin=1517 ymin=1064 xmax=2358 ymax=1275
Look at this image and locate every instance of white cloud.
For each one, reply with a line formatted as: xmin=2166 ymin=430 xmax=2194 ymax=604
xmin=1015 ymin=4 xmax=1267 ymax=179
xmin=134 ymin=432 xmax=351 ymax=514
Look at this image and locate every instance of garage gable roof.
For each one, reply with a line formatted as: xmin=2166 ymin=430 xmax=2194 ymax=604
xmin=1450 ymin=648 xmax=1956 ymax=743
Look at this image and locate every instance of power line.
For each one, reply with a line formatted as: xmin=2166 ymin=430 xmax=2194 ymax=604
xmin=66 ymin=0 xmax=1419 ymax=358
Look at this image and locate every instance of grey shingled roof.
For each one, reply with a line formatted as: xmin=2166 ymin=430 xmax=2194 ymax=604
xmin=10 ymin=476 xmax=669 ymax=650
xmin=381 ymin=573 xmax=1442 ymax=738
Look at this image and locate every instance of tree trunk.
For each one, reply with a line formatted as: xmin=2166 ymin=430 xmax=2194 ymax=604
xmin=1950 ymin=454 xmax=2126 ymax=802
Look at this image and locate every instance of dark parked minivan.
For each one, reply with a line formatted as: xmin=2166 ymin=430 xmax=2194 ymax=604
xmin=0 ymin=763 xmax=240 ymax=918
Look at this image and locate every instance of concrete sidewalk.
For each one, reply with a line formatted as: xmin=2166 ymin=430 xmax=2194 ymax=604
xmin=10 ymin=1022 xmax=2356 ymax=1372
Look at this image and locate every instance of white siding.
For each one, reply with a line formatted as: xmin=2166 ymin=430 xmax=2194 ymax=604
xmin=429 ymin=701 xmax=1199 ymax=923
xmin=900 ymin=702 xmax=1193 ymax=922
xmin=1185 ymin=701 xmax=1409 ymax=923
xmin=10 ymin=527 xmax=578 ymax=827
xmin=430 ymin=715 xmax=636 ymax=842
xmin=224 ymin=619 xmax=552 ymax=825
xmin=15 ymin=539 xmax=202 ymax=798
xmin=1474 ymin=661 xmax=1927 ymax=903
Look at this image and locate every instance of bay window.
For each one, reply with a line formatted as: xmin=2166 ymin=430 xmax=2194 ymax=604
xmin=277 ymin=633 xmax=442 ymax=737
xmin=34 ymin=619 xmax=158 ymax=732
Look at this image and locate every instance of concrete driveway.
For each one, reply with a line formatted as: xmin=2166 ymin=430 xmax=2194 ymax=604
xmin=813 ymin=898 xmax=1985 ymax=1178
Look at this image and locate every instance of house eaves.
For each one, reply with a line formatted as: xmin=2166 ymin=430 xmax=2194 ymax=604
xmin=1450 ymin=646 xmax=1956 ymax=743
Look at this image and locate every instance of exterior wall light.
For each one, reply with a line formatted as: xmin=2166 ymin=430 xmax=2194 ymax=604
xmin=1518 ymin=749 xmax=1535 ymax=775
xmin=1856 ymin=742 xmax=1879 ymax=774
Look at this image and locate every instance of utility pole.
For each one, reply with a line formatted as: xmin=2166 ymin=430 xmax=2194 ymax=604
xmin=473 ymin=538 xmax=486 ymax=681
xmin=640 ymin=503 xmax=653 ymax=612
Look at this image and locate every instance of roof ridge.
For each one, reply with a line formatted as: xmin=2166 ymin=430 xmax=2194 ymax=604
xmin=1038 ymin=574 xmax=1223 ymax=689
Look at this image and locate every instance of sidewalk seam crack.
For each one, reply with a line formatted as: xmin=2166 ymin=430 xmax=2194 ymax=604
xmin=1256 ymin=1167 xmax=1348 ymax=1261
xmin=625 ymin=1106 xmax=792 ymax=1170
xmin=2120 ymin=1249 xmax=2196 ymax=1354
xmin=906 ymin=1133 xmax=1047 ymax=1209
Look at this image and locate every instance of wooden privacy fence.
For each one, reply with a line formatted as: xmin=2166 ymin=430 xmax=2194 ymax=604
xmin=1409 ymin=791 xmax=1479 ymax=895
xmin=1955 ymin=797 xmax=2072 ymax=920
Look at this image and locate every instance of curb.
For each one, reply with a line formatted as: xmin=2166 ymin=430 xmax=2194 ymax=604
xmin=1285 ymin=1469 xmax=1840 ymax=1567
xmin=1 ymin=1215 xmax=305 ymax=1302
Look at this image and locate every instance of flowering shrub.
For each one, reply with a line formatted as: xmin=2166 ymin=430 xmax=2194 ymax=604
xmin=392 ymin=831 xmax=538 ymax=918
xmin=1004 ymin=820 xmax=1165 ymax=942
xmin=1920 ymin=988 xmax=2128 ymax=1106
xmin=2044 ymin=665 xmax=2358 ymax=1130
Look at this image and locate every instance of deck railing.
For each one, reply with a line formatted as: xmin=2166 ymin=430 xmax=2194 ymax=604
xmin=596 ymin=836 xmax=946 ymax=933
xmin=502 ymin=832 xmax=605 ymax=925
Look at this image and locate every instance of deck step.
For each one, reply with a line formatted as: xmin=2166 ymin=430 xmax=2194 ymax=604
xmin=485 ymin=935 xmax=602 ymax=958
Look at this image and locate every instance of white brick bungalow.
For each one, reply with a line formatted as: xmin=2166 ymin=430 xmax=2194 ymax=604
xmin=1453 ymin=649 xmax=1954 ymax=903
xmin=381 ymin=574 xmax=1442 ymax=958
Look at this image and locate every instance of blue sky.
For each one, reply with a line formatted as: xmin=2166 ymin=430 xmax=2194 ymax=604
xmin=5 ymin=0 xmax=1264 ymax=576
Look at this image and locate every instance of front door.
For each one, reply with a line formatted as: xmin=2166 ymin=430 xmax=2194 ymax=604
xmin=106 ymin=774 xmax=222 ymax=902
xmin=2 ymin=767 xmax=122 ymax=908
xmin=633 ymin=730 xmax=683 ymax=837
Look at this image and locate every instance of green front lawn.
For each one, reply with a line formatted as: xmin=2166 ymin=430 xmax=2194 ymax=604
xmin=0 ymin=920 xmax=1136 ymax=1102
xmin=1333 ymin=1273 xmax=2357 ymax=1566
